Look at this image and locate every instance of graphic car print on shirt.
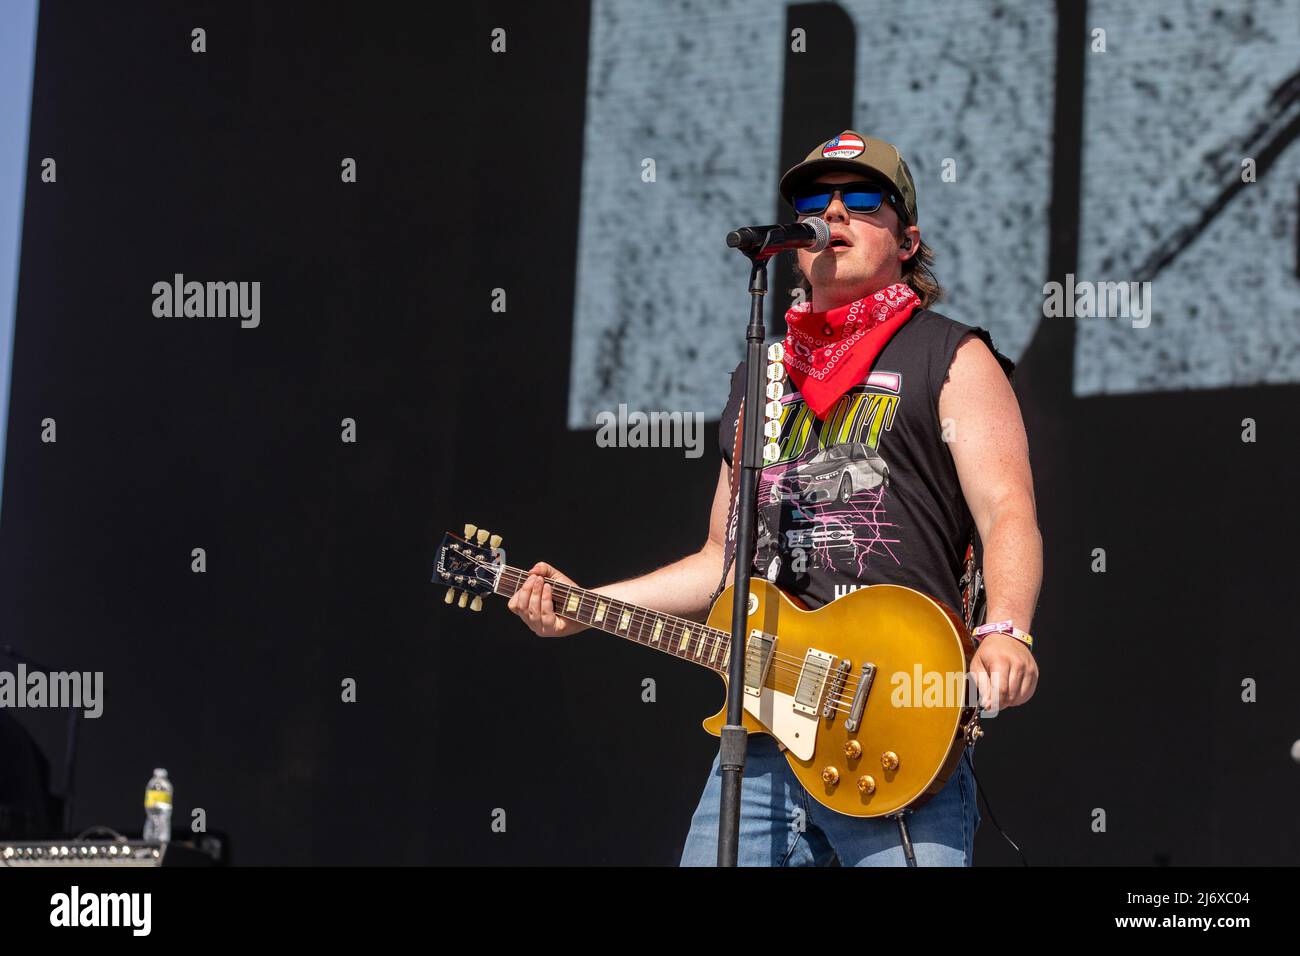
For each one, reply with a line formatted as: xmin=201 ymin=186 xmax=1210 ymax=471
xmin=749 ymin=371 xmax=905 ymax=585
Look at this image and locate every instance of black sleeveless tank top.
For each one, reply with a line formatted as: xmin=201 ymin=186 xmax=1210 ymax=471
xmin=718 ymin=309 xmax=1014 ymax=614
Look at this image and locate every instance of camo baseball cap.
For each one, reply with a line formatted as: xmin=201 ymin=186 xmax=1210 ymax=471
xmin=778 ymin=130 xmax=918 ymax=225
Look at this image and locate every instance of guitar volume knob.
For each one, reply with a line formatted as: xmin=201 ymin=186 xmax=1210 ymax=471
xmin=821 ymin=766 xmax=840 ymax=786
xmin=881 ymin=751 xmax=899 ymax=772
xmin=843 ymin=740 xmax=862 ymax=759
xmin=857 ymin=775 xmax=876 ymax=795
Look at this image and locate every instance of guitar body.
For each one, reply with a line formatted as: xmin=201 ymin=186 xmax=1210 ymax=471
xmin=700 ymin=579 xmax=976 ymax=818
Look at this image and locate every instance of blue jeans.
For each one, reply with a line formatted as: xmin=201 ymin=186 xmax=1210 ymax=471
xmin=679 ymin=734 xmax=980 ymax=866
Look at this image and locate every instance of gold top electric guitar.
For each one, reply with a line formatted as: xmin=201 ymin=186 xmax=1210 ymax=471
xmin=435 ymin=524 xmax=983 ymax=818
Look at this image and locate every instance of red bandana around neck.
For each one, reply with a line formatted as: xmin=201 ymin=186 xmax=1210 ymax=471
xmin=783 ymin=282 xmax=921 ymax=419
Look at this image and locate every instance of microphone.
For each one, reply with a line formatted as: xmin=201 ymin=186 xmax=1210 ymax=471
xmin=726 ymin=217 xmax=830 ymax=255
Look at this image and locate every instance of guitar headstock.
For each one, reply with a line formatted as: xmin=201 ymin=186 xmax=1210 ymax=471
xmin=433 ymin=524 xmax=504 ymax=611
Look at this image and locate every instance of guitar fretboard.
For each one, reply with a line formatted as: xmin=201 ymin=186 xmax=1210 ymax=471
xmin=493 ymin=566 xmax=734 ymax=673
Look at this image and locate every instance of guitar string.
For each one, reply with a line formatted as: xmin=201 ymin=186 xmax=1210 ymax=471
xmin=493 ymin=564 xmax=864 ymax=693
xmin=501 ymin=574 xmax=978 ymax=713
xmin=511 ymin=569 xmax=969 ymax=708
xmin=496 ymin=565 xmax=833 ymax=680
xmin=494 ymin=563 xmax=863 ymax=686
xmin=452 ymin=553 xmax=970 ymax=712
xmin=488 ymin=559 xmax=971 ymax=711
xmin=500 ymin=572 xmax=845 ymax=704
xmin=492 ymin=566 xmax=863 ymax=712
xmin=482 ymin=568 xmax=978 ymax=715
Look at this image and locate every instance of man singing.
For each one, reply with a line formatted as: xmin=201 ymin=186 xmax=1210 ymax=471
xmin=507 ymin=131 xmax=1041 ymax=866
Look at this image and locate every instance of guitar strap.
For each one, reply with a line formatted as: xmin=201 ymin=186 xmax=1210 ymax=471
xmin=707 ymin=398 xmax=746 ymax=608
xmin=959 ymin=534 xmax=986 ymax=635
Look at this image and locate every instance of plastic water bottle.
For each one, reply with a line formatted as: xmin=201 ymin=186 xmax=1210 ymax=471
xmin=143 ymin=768 xmax=173 ymax=845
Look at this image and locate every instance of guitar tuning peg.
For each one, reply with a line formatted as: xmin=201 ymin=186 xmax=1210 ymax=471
xmin=489 ymin=533 xmax=502 ymax=549
xmin=457 ymin=591 xmax=469 ymax=608
xmin=444 ymin=587 xmax=456 ymax=604
xmin=470 ymin=595 xmax=483 ymax=612
xmin=464 ymin=523 xmax=478 ymax=540
xmin=475 ymin=529 xmax=490 ymax=545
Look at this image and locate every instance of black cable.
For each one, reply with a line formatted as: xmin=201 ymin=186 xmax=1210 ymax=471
xmin=971 ymin=762 xmax=1028 ymax=866
xmin=895 ymin=812 xmax=918 ymax=867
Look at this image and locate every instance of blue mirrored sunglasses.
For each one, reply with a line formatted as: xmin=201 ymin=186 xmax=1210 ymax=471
xmin=791 ymin=181 xmax=891 ymax=216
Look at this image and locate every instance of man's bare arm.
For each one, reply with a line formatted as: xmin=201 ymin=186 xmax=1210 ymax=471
xmin=507 ymin=461 xmax=732 ymax=636
xmin=940 ymin=334 xmax=1042 ymax=708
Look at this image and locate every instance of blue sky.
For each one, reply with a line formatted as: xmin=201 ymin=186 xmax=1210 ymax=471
xmin=0 ymin=0 xmax=39 ymax=519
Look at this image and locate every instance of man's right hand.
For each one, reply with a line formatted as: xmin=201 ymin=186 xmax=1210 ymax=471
xmin=507 ymin=562 xmax=587 ymax=637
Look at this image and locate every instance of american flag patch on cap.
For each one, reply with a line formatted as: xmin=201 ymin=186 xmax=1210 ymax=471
xmin=821 ymin=133 xmax=865 ymax=159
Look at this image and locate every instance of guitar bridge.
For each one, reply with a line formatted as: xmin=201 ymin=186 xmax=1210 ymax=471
xmin=844 ymin=662 xmax=877 ymax=733
xmin=822 ymin=659 xmax=851 ymax=720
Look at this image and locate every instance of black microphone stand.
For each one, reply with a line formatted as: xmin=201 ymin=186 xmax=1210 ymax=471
xmin=716 ymin=233 xmax=781 ymax=867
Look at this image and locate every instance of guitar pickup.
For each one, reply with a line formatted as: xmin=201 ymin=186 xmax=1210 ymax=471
xmin=793 ymin=648 xmax=836 ymax=716
xmin=743 ymin=630 xmax=776 ymax=698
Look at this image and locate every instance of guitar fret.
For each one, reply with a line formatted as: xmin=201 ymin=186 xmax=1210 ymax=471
xmin=495 ymin=566 xmax=731 ymax=673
